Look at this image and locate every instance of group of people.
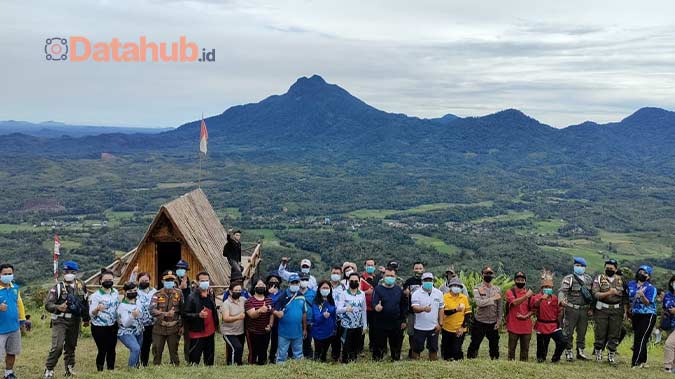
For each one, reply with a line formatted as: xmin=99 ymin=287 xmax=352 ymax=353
xmin=0 ymin=247 xmax=673 ymax=378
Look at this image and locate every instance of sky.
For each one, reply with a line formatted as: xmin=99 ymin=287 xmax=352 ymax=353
xmin=2 ymin=0 xmax=675 ymax=128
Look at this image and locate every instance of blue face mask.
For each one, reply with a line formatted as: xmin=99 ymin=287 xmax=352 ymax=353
xmin=199 ymin=281 xmax=209 ymax=290
xmin=366 ymin=266 xmax=375 ymax=274
xmin=320 ymin=288 xmax=330 ymax=297
xmin=163 ymin=281 xmax=175 ymax=289
xmin=422 ymin=282 xmax=433 ymax=291
xmin=451 ymin=286 xmax=462 ymax=294
xmin=301 ymin=267 xmax=310 ymax=274
xmin=0 ymin=274 xmax=13 ymax=284
xmin=289 ymin=285 xmax=300 ymax=293
xmin=330 ymin=274 xmax=341 ymax=282
xmin=543 ymin=288 xmax=554 ymax=295
xmin=574 ymin=266 xmax=585 ymax=275
xmin=384 ymin=277 xmax=396 ymax=286
xmin=176 ymin=269 xmax=186 ymax=278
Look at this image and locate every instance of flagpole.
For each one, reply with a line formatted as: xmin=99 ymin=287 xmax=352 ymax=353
xmin=198 ymin=113 xmax=203 ymax=189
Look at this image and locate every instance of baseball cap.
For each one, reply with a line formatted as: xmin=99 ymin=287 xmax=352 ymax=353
xmin=288 ymin=273 xmax=300 ymax=283
xmin=301 ymin=259 xmax=312 ymax=268
xmin=421 ymin=272 xmax=434 ymax=280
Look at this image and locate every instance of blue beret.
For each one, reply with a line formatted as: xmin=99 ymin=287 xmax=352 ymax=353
xmin=573 ymin=257 xmax=587 ymax=267
xmin=62 ymin=260 xmax=80 ymax=271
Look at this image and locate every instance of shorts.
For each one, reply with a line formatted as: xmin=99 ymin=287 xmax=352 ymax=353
xmin=412 ymin=329 xmax=439 ymax=353
xmin=0 ymin=329 xmax=21 ymax=357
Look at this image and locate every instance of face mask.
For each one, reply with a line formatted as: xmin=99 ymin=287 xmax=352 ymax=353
xmin=574 ymin=266 xmax=585 ymax=275
xmin=138 ymin=282 xmax=150 ymax=290
xmin=366 ymin=266 xmax=375 ymax=274
xmin=320 ymin=288 xmax=330 ymax=297
xmin=126 ymin=292 xmax=138 ymax=300
xmin=301 ymin=267 xmax=310 ymax=274
xmin=345 ymin=270 xmax=354 ymax=278
xmin=330 ymin=274 xmax=341 ymax=282
xmin=605 ymin=269 xmax=616 ymax=277
xmin=102 ymin=280 xmax=114 ymax=289
xmin=543 ymin=288 xmax=554 ymax=295
xmin=483 ymin=275 xmax=494 ymax=283
xmin=635 ymin=273 xmax=647 ymax=282
xmin=163 ymin=281 xmax=175 ymax=289
xmin=255 ymin=287 xmax=266 ymax=295
xmin=176 ymin=269 xmax=186 ymax=278
xmin=231 ymin=292 xmax=241 ymax=300
xmin=64 ymin=273 xmax=76 ymax=282
xmin=289 ymin=285 xmax=300 ymax=293
xmin=384 ymin=277 xmax=396 ymax=286
xmin=0 ymin=274 xmax=14 ymax=284
xmin=300 ymin=281 xmax=309 ymax=289
xmin=349 ymin=281 xmax=359 ymax=289
xmin=515 ymin=282 xmax=526 ymax=289
xmin=451 ymin=286 xmax=462 ymax=294
xmin=199 ymin=281 xmax=209 ymax=290
xmin=422 ymin=282 xmax=433 ymax=290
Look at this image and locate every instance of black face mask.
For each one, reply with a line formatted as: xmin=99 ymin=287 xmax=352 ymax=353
xmin=636 ymin=273 xmax=647 ymax=282
xmin=126 ymin=292 xmax=138 ymax=300
xmin=254 ymin=287 xmax=266 ymax=295
xmin=102 ymin=280 xmax=114 ymax=289
xmin=515 ymin=282 xmax=526 ymax=289
xmin=605 ymin=269 xmax=616 ymax=277
xmin=349 ymin=281 xmax=359 ymax=289
xmin=483 ymin=275 xmax=494 ymax=283
xmin=231 ymin=292 xmax=241 ymax=300
xmin=138 ymin=282 xmax=150 ymax=290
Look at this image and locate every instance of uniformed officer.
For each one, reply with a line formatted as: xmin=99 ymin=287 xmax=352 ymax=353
xmin=175 ymin=260 xmax=193 ymax=362
xmin=558 ymin=257 xmax=593 ymax=361
xmin=43 ymin=261 xmax=89 ymax=378
xmin=150 ymin=270 xmax=184 ymax=366
xmin=591 ymin=258 xmax=627 ymax=365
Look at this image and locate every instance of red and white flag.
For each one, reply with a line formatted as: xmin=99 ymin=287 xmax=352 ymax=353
xmin=53 ymin=234 xmax=60 ymax=281
xmin=199 ymin=118 xmax=208 ymax=154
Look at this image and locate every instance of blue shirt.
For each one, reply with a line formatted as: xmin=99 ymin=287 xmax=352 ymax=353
xmin=627 ymin=280 xmax=656 ymax=314
xmin=275 ymin=289 xmax=306 ymax=339
xmin=311 ymin=301 xmax=336 ymax=340
xmin=664 ymin=292 xmax=675 ymax=330
xmin=0 ymin=283 xmax=23 ymax=334
xmin=301 ymin=288 xmax=316 ymax=324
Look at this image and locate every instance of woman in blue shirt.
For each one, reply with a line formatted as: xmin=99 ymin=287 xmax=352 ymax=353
xmin=663 ymin=275 xmax=675 ymax=372
xmin=311 ymin=280 xmax=337 ymax=362
xmin=627 ymin=265 xmax=657 ymax=368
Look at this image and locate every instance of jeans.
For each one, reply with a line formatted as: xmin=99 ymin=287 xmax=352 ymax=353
xmin=118 ymin=333 xmax=143 ymax=368
xmin=276 ymin=335 xmax=303 ymax=363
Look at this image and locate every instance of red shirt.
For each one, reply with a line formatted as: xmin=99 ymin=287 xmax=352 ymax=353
xmin=532 ymin=294 xmax=561 ymax=334
xmin=245 ymin=296 xmax=273 ymax=334
xmin=506 ymin=287 xmax=533 ymax=334
xmin=189 ymin=308 xmax=216 ymax=339
xmin=360 ymin=273 xmax=375 ymax=311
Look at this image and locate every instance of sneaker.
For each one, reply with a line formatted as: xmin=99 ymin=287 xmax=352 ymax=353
xmin=594 ymin=349 xmax=602 ymax=362
xmin=608 ymin=351 xmax=617 ymax=365
xmin=65 ymin=365 xmax=76 ymax=377
xmin=5 ymin=372 xmax=16 ymax=379
xmin=43 ymin=370 xmax=55 ymax=379
xmin=577 ymin=348 xmax=589 ymax=360
xmin=565 ymin=349 xmax=574 ymax=362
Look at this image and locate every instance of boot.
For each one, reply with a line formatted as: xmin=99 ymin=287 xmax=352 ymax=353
xmin=577 ymin=348 xmax=589 ymax=360
xmin=411 ymin=352 xmax=420 ymax=360
xmin=607 ymin=351 xmax=617 ymax=365
xmin=43 ymin=369 xmax=55 ymax=379
xmin=594 ymin=349 xmax=602 ymax=362
xmin=65 ymin=365 xmax=76 ymax=377
xmin=564 ymin=349 xmax=574 ymax=362
xmin=429 ymin=352 xmax=438 ymax=361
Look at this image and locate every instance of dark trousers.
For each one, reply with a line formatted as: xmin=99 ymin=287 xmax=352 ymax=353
xmin=313 ymin=336 xmax=333 ymax=362
xmin=441 ymin=330 xmax=465 ymax=360
xmin=45 ymin=318 xmax=81 ymax=371
xmin=366 ymin=311 xmax=376 ymax=351
xmin=152 ymin=332 xmax=180 ymax=366
xmin=268 ymin=323 xmax=279 ymax=364
xmin=372 ymin=327 xmax=403 ymax=361
xmin=341 ymin=328 xmax=362 ymax=363
xmin=140 ymin=325 xmax=153 ymax=366
xmin=223 ymin=334 xmax=245 ymax=365
xmin=536 ymin=331 xmax=566 ymax=362
xmin=631 ymin=313 xmax=657 ymax=367
xmin=183 ymin=325 xmax=191 ymax=362
xmin=188 ymin=334 xmax=215 ymax=366
xmin=593 ymin=307 xmax=623 ymax=352
xmin=467 ymin=321 xmax=500 ymax=359
xmin=563 ymin=306 xmax=589 ymax=350
xmin=91 ymin=324 xmax=118 ymax=370
xmin=302 ymin=325 xmax=313 ymax=358
xmin=507 ymin=332 xmax=531 ymax=361
xmin=247 ymin=331 xmax=271 ymax=365
xmin=331 ymin=324 xmax=343 ymax=362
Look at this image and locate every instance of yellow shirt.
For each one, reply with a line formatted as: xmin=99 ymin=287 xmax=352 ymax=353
xmin=442 ymin=292 xmax=471 ymax=332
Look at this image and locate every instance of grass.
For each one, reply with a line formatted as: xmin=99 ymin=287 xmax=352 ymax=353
xmin=471 ymin=211 xmax=535 ymax=224
xmin=15 ymin=309 xmax=670 ymax=379
xmin=0 ymin=223 xmax=42 ymax=233
xmin=346 ymin=201 xmax=494 ymax=220
xmin=534 ymin=219 xmax=566 ymax=235
xmin=412 ymin=234 xmax=458 ymax=255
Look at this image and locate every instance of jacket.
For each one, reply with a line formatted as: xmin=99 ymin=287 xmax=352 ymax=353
xmin=183 ymin=289 xmax=219 ymax=333
xmin=311 ymin=301 xmax=337 ymax=340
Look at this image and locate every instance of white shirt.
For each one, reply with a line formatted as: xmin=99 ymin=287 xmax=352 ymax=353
xmin=411 ymin=287 xmax=444 ymax=331
xmin=277 ymin=263 xmax=318 ymax=290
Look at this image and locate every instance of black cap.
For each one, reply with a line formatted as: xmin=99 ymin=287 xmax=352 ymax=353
xmin=514 ymin=271 xmax=526 ymax=280
xmin=604 ymin=259 xmax=618 ymax=268
xmin=387 ymin=261 xmax=399 ymax=270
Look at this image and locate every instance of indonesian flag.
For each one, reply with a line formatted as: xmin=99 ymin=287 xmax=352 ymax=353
xmin=199 ymin=118 xmax=208 ymax=154
xmin=53 ymin=234 xmax=60 ymax=280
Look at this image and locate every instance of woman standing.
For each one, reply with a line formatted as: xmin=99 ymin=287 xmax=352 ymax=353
xmin=627 ymin=265 xmax=657 ymax=368
xmin=220 ymin=284 xmax=246 ymax=365
xmin=245 ymin=279 xmax=274 ymax=365
xmin=117 ymin=282 xmax=145 ymax=368
xmin=336 ymin=272 xmax=367 ymax=363
xmin=88 ymin=269 xmax=119 ymax=371
xmin=663 ymin=276 xmax=675 ymax=372
xmin=132 ymin=269 xmax=157 ymax=367
xmin=311 ymin=280 xmax=337 ymax=362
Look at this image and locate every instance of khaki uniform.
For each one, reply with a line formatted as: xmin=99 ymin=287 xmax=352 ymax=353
xmin=559 ymin=273 xmax=593 ymax=350
xmin=44 ymin=280 xmax=89 ymax=371
xmin=149 ymin=288 xmax=183 ymax=365
xmin=591 ymin=274 xmax=626 ymax=352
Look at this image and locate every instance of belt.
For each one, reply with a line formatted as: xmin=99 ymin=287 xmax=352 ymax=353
xmin=537 ymin=319 xmax=558 ymax=324
xmin=565 ymin=304 xmax=588 ymax=310
xmin=52 ymin=313 xmax=73 ymax=319
xmin=596 ymin=301 xmax=621 ymax=310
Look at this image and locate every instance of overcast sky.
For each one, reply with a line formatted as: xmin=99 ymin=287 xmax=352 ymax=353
xmin=2 ymin=0 xmax=675 ymax=128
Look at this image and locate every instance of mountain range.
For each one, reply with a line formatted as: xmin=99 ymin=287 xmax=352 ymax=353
xmin=0 ymin=120 xmax=170 ymax=138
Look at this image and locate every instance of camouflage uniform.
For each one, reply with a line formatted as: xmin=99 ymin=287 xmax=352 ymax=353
xmin=558 ymin=272 xmax=593 ymax=357
xmin=149 ymin=287 xmax=183 ymax=365
xmin=44 ymin=280 xmax=89 ymax=373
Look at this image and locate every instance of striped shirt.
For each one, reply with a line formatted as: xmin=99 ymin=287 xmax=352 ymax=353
xmin=245 ymin=296 xmax=273 ymax=334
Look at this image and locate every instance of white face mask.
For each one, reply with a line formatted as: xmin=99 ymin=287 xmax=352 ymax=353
xmin=64 ymin=273 xmax=76 ymax=282
xmin=300 ymin=280 xmax=309 ymax=289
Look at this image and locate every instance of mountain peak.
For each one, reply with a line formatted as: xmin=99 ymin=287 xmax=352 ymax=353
xmin=287 ymin=74 xmax=332 ymax=95
xmin=622 ymin=107 xmax=673 ymax=123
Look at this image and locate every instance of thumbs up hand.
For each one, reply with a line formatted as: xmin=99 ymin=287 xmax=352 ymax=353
xmin=0 ymin=301 xmax=6 ymax=312
xmin=323 ymin=311 xmax=331 ymax=319
xmin=375 ymin=301 xmax=383 ymax=312
xmin=131 ymin=308 xmax=141 ymax=318
xmin=199 ymin=307 xmax=208 ymax=319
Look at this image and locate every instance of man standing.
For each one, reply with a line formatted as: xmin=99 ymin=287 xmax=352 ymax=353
xmin=410 ymin=273 xmax=444 ymax=361
xmin=183 ymin=272 xmax=218 ymax=366
xmin=298 ymin=272 xmax=316 ymax=358
xmin=223 ymin=229 xmax=243 ymax=279
xmin=43 ymin=261 xmax=89 ymax=378
xmin=505 ymin=272 xmax=533 ymax=362
xmin=591 ymin=259 xmax=627 ymax=365
xmin=175 ymin=259 xmax=192 ymax=362
xmin=467 ymin=266 xmax=503 ymax=360
xmin=360 ymin=258 xmax=379 ymax=353
xmin=0 ymin=264 xmax=25 ymax=379
xmin=279 ymin=258 xmax=317 ymax=291
xmin=273 ymin=274 xmax=307 ymax=363
xmin=403 ymin=262 xmax=424 ymax=358
xmin=149 ymin=270 xmax=183 ymax=366
xmin=559 ymin=257 xmax=593 ymax=361
xmin=371 ymin=268 xmax=408 ymax=361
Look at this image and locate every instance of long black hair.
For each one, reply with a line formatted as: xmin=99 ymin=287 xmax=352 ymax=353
xmin=314 ymin=280 xmax=334 ymax=306
xmin=668 ymin=275 xmax=675 ymax=293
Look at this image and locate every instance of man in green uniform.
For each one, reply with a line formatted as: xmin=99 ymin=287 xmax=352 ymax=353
xmin=150 ymin=270 xmax=184 ymax=366
xmin=591 ymin=258 xmax=628 ymax=365
xmin=43 ymin=261 xmax=89 ymax=378
xmin=558 ymin=257 xmax=593 ymax=361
